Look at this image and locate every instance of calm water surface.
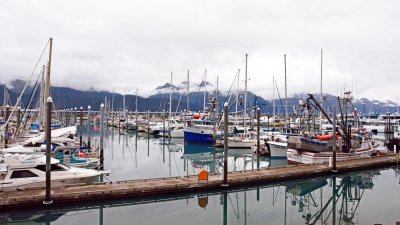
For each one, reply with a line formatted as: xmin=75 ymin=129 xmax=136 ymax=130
xmin=1 ymin=126 xmax=399 ymax=225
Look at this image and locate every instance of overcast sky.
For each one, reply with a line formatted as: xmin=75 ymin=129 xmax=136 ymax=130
xmin=1 ymin=0 xmax=399 ymax=102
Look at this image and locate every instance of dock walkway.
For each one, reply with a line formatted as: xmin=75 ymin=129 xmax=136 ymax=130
xmin=0 ymin=154 xmax=397 ymax=210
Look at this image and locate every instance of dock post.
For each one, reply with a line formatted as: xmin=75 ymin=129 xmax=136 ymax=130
xmin=43 ymin=97 xmax=53 ymax=205
xmin=147 ymin=110 xmax=150 ymax=133
xmin=4 ymin=105 xmax=10 ymax=147
xmin=223 ymin=191 xmax=228 ymax=225
xmin=332 ymin=107 xmax=337 ymax=172
xmin=162 ymin=110 xmax=165 ymax=163
xmin=87 ymin=105 xmax=91 ymax=148
xmin=64 ymin=109 xmax=68 ymax=126
xmin=395 ymin=145 xmax=398 ymax=164
xmin=332 ymin=175 xmax=337 ymax=225
xmin=222 ymin=102 xmax=229 ymax=187
xmin=162 ymin=110 xmax=166 ymax=140
xmin=74 ymin=107 xmax=77 ymax=124
xmin=17 ymin=107 xmax=21 ymax=129
xmin=256 ymin=107 xmax=260 ymax=155
xmin=100 ymin=103 xmax=105 ymax=169
xmin=79 ymin=106 xmax=83 ymax=146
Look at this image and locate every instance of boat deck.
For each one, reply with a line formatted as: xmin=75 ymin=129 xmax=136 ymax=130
xmin=0 ymin=154 xmax=397 ymax=210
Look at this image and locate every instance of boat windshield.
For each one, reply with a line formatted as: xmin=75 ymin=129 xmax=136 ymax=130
xmin=34 ymin=163 xmax=70 ymax=172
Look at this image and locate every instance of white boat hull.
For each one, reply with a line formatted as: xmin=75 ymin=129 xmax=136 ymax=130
xmin=287 ymin=147 xmax=376 ymax=164
xmin=268 ymin=141 xmax=288 ymax=159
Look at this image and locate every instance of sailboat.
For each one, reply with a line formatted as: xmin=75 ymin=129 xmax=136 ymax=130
xmin=0 ymin=38 xmax=107 ymax=190
xmin=228 ymin=54 xmax=255 ymax=149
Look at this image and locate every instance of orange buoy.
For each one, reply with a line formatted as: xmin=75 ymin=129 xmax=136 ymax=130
xmin=198 ymin=170 xmax=208 ymax=181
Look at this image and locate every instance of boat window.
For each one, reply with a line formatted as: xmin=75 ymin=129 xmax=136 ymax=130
xmin=10 ymin=170 xmax=38 ymax=179
xmin=35 ymin=164 xmax=68 ymax=172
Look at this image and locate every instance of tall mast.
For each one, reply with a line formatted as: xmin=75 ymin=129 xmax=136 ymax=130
xmin=122 ymin=94 xmax=126 ymax=119
xmin=135 ymin=88 xmax=138 ymax=131
xmin=320 ymin=49 xmax=323 ymax=133
xmin=44 ymin=37 xmax=52 ymax=138
xmin=235 ymin=69 xmax=240 ymax=125
xmin=273 ymin=75 xmax=276 ymax=123
xmin=284 ymin=54 xmax=288 ymax=122
xmin=186 ymin=70 xmax=190 ymax=113
xmin=203 ymin=69 xmax=207 ymax=112
xmin=136 ymin=89 xmax=138 ymax=113
xmin=169 ymin=72 xmax=173 ymax=118
xmin=45 ymin=38 xmax=53 ymax=99
xmin=3 ymin=84 xmax=6 ymax=109
xmin=40 ymin=65 xmax=46 ymax=128
xmin=216 ymin=75 xmax=219 ymax=113
xmin=244 ymin=53 xmax=248 ymax=134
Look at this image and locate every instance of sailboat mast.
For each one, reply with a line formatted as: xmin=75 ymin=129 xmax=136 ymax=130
xmin=169 ymin=72 xmax=173 ymax=118
xmin=187 ymin=70 xmax=190 ymax=113
xmin=320 ymin=49 xmax=323 ymax=133
xmin=273 ymin=75 xmax=276 ymax=124
xmin=235 ymin=69 xmax=240 ymax=126
xmin=3 ymin=85 xmax=6 ymax=110
xmin=284 ymin=54 xmax=288 ymax=122
xmin=40 ymin=65 xmax=46 ymax=128
xmin=122 ymin=94 xmax=126 ymax=119
xmin=203 ymin=69 xmax=207 ymax=112
xmin=135 ymin=89 xmax=138 ymax=113
xmin=244 ymin=53 xmax=248 ymax=134
xmin=216 ymin=75 xmax=219 ymax=113
xmin=44 ymin=38 xmax=52 ymax=138
xmin=135 ymin=88 xmax=138 ymax=130
xmin=45 ymin=38 xmax=53 ymax=99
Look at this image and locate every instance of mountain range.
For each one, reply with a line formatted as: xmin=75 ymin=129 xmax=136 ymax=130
xmin=0 ymin=79 xmax=398 ymax=115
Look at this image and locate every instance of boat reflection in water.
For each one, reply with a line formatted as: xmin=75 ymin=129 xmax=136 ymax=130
xmin=2 ymin=168 xmax=399 ymax=225
xmin=283 ymin=171 xmax=380 ymax=225
xmin=182 ymin=143 xmax=275 ymax=175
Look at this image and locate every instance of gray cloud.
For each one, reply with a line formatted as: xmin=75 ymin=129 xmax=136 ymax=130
xmin=0 ymin=0 xmax=399 ymax=101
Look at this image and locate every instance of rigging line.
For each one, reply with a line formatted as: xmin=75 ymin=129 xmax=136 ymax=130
xmin=221 ymin=69 xmax=240 ymax=110
xmin=175 ymin=91 xmax=183 ymax=113
xmin=192 ymin=71 xmax=206 ymax=112
xmin=4 ymin=39 xmax=50 ymax=128
xmin=125 ymin=136 xmax=136 ymax=167
xmin=215 ymin=69 xmax=241 ymax=127
xmin=274 ymin=78 xmax=286 ymax=116
xmin=227 ymin=194 xmax=241 ymax=220
xmin=14 ymin=71 xmax=42 ymax=137
xmin=171 ymin=150 xmax=181 ymax=177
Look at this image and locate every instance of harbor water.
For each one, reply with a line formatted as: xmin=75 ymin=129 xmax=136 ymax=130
xmin=1 ymin=125 xmax=399 ymax=224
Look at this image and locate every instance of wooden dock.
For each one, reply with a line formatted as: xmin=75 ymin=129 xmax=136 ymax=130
xmin=0 ymin=154 xmax=397 ymax=210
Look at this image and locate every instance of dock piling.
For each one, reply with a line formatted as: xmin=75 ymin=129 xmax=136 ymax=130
xmin=16 ymin=107 xmax=21 ymax=129
xmin=100 ymin=103 xmax=105 ymax=169
xmin=79 ymin=106 xmax=83 ymax=146
xmin=87 ymin=105 xmax=91 ymax=148
xmin=256 ymin=107 xmax=260 ymax=155
xmin=4 ymin=105 xmax=10 ymax=147
xmin=74 ymin=107 xmax=77 ymax=124
xmin=332 ymin=107 xmax=337 ymax=172
xmin=222 ymin=102 xmax=229 ymax=187
xmin=43 ymin=97 xmax=53 ymax=205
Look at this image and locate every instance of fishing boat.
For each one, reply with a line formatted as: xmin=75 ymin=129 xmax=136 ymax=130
xmin=0 ymin=153 xmax=107 ymax=191
xmin=287 ymin=134 xmax=380 ymax=164
xmin=286 ymin=92 xmax=385 ymax=164
xmin=184 ymin=118 xmax=218 ymax=144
